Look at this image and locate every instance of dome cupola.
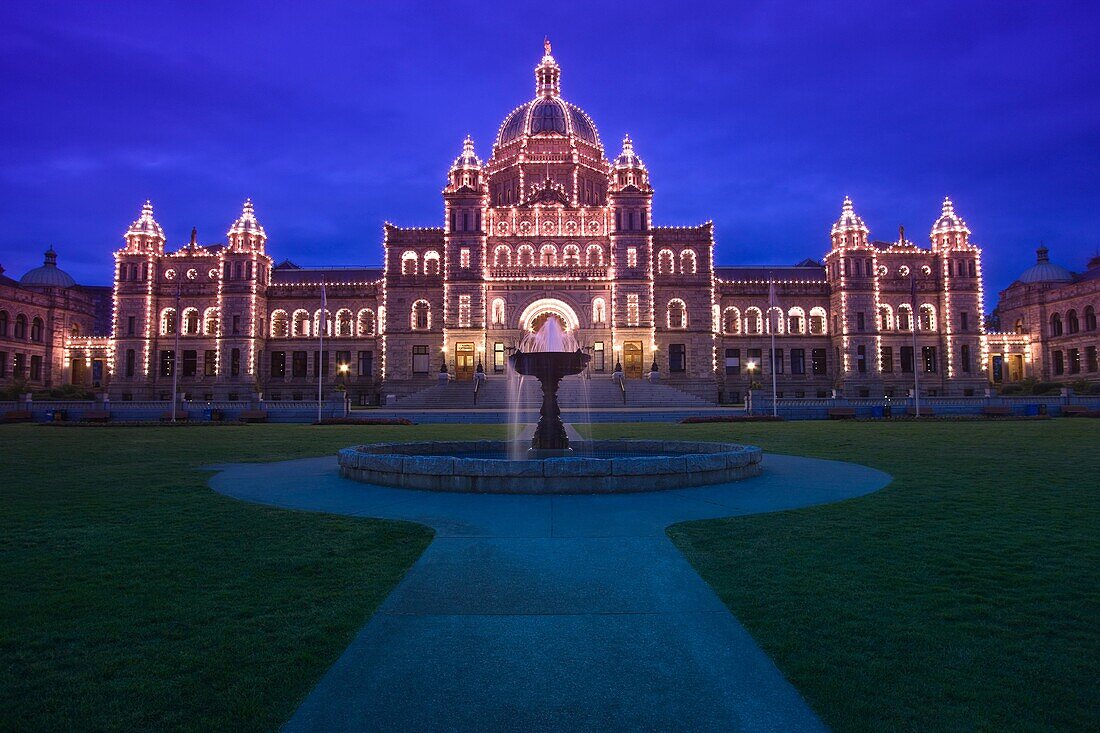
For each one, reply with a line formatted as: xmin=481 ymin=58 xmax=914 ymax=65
xmin=123 ymin=200 xmax=166 ymax=253
xmin=227 ymin=199 xmax=267 ymax=252
xmin=930 ymin=196 xmax=970 ymax=248
xmin=830 ymin=196 xmax=869 ymax=247
xmin=20 ymin=247 xmax=76 ymax=288
xmin=1017 ymin=246 xmax=1073 ymax=284
xmin=611 ymin=135 xmax=650 ymax=191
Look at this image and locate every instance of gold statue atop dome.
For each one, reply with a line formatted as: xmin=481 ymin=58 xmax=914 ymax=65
xmin=544 ymin=37 xmax=552 ymax=56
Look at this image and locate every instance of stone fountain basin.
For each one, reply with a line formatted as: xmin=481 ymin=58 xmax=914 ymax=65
xmin=337 ymin=440 xmax=763 ymax=494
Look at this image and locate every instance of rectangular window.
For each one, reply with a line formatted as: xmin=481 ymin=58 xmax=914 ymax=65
xmin=358 ymin=350 xmax=373 ymax=377
xmin=969 ymin=260 xmax=976 ymax=277
xmin=458 ymin=295 xmax=471 ymax=327
xmin=901 ymin=346 xmax=914 ymax=373
xmin=232 ymin=315 xmax=241 ymax=335
xmin=231 ymin=348 xmax=241 ymax=377
xmin=627 ymin=294 xmax=640 ymax=326
xmin=670 ymin=344 xmax=686 ymax=373
xmin=626 ymin=247 xmax=637 ymax=268
xmin=1052 ymin=350 xmax=1064 ymax=375
xmin=182 ymin=350 xmax=197 ymax=377
xmin=30 ymin=355 xmax=42 ymax=380
xmin=961 ymin=344 xmax=971 ymax=373
xmin=1068 ymin=348 xmax=1080 ymax=374
xmin=12 ymin=353 xmax=25 ymax=379
xmin=493 ymin=343 xmax=505 ymax=373
xmin=292 ymin=350 xmax=308 ymax=378
xmin=1086 ymin=346 xmax=1097 ymax=373
xmin=127 ymin=316 xmax=136 ymax=336
xmin=960 ymin=311 xmax=969 ymax=332
xmin=770 ymin=348 xmax=784 ymax=374
xmin=856 ymin=312 xmax=865 ymax=332
xmin=204 ymin=350 xmax=217 ymax=376
xmin=922 ymin=346 xmax=937 ymax=373
xmin=748 ymin=348 xmax=762 ymax=376
xmin=0 ymin=351 xmax=6 ymax=378
xmin=160 ymin=350 xmax=174 ymax=378
xmin=313 ymin=350 xmax=329 ymax=378
xmin=412 ymin=345 xmax=430 ymax=374
xmin=725 ymin=348 xmax=740 ymax=376
xmin=811 ymin=348 xmax=826 ymax=375
xmin=335 ymin=351 xmax=351 ymax=376
xmin=460 ymin=248 xmax=470 ymax=269
xmin=271 ymin=351 xmax=286 ymax=378
xmin=125 ymin=349 xmax=136 ymax=377
xmin=791 ymin=348 xmax=805 ymax=375
xmin=857 ymin=345 xmax=866 ymax=373
xmin=593 ymin=341 xmax=605 ymax=371
xmin=881 ymin=346 xmax=893 ymax=373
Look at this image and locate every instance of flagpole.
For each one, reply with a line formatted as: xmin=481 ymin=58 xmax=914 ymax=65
xmin=911 ymin=270 xmax=920 ymax=418
xmin=170 ymin=281 xmax=181 ymax=422
xmin=769 ymin=273 xmax=778 ymax=418
xmin=318 ymin=283 xmax=326 ymax=423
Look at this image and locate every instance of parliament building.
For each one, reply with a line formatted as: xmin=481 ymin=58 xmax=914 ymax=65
xmin=2 ymin=44 xmax=1096 ymax=405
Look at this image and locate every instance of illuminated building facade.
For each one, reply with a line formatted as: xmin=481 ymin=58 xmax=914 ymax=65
xmin=16 ymin=43 xmax=1094 ymax=406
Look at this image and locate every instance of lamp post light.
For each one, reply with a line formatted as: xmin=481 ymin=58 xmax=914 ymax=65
xmin=745 ymin=360 xmax=757 ymax=413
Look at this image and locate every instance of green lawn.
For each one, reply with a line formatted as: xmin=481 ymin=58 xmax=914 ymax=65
xmin=0 ymin=423 xmax=502 ymax=732
xmin=584 ymin=420 xmax=1100 ymax=733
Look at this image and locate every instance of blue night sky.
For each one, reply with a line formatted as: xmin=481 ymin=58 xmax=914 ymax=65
xmin=1 ymin=1 xmax=1098 ymax=300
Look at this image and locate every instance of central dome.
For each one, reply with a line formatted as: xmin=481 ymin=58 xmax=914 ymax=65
xmin=494 ymin=41 xmax=601 ymax=150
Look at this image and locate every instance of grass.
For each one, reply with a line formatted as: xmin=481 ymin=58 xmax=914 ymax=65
xmin=581 ymin=420 xmax=1100 ymax=732
xmin=0 ymin=423 xmax=503 ymax=732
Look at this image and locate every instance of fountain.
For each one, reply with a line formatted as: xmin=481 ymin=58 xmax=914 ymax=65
xmin=337 ymin=315 xmax=764 ymax=493
xmin=509 ymin=317 xmax=590 ymax=457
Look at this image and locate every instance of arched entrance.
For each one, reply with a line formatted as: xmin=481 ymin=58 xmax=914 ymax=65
xmin=518 ymin=298 xmax=580 ymax=332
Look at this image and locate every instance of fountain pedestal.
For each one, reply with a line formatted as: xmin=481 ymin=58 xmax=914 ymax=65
xmin=509 ymin=349 xmax=590 ymax=458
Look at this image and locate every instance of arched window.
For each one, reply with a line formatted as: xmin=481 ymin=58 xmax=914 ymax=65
xmin=918 ymin=304 xmax=936 ymax=331
xmin=787 ymin=306 xmax=806 ymax=334
xmin=539 ymin=243 xmax=557 ymax=266
xmin=1014 ymin=318 xmax=1025 ymax=334
xmin=203 ymin=307 xmax=219 ymax=336
xmin=314 ymin=309 xmax=332 ymax=337
xmin=809 ymin=306 xmax=828 ymax=334
xmin=292 ymin=309 xmax=310 ymax=337
xmin=723 ymin=306 xmax=741 ymax=335
xmin=411 ymin=300 xmax=430 ymax=330
xmin=878 ymin=305 xmax=893 ymax=331
xmin=357 ymin=308 xmax=376 ymax=336
xmin=181 ymin=308 xmax=199 ymax=335
xmin=657 ymin=249 xmax=674 ymax=274
xmin=592 ymin=297 xmax=607 ymax=325
xmin=493 ymin=244 xmax=512 ymax=267
xmin=335 ymin=308 xmax=354 ymax=337
xmin=680 ymin=249 xmax=697 ymax=275
xmin=517 ymin=245 xmax=535 ymax=267
xmin=30 ymin=317 xmax=44 ymax=342
xmin=1066 ymin=309 xmax=1079 ymax=334
xmin=160 ymin=308 xmax=177 ymax=336
xmin=423 ymin=250 xmax=441 ymax=275
xmin=0 ymin=310 xmax=7 ymax=337
xmin=1085 ymin=305 xmax=1097 ymax=332
xmin=70 ymin=323 xmax=80 ymax=338
xmin=897 ymin=305 xmax=912 ymax=331
xmin=491 ymin=298 xmax=506 ymax=326
xmin=765 ymin=307 xmax=785 ymax=334
xmin=1050 ymin=312 xmax=1063 ymax=336
xmin=585 ymin=243 xmax=604 ymax=267
xmin=667 ymin=299 xmax=687 ymax=329
xmin=270 ymin=310 xmax=289 ymax=339
xmin=745 ymin=307 xmax=762 ymax=335
xmin=401 ymin=250 xmax=418 ymax=275
xmin=562 ymin=244 xmax=580 ymax=266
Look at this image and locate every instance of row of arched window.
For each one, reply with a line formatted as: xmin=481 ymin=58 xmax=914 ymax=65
xmin=1050 ymin=306 xmax=1096 ymax=336
xmin=159 ymin=307 xmax=219 ymax=336
xmin=878 ymin=304 xmax=937 ymax=332
xmin=0 ymin=311 xmax=45 ymax=342
xmin=400 ymin=250 xmax=441 ymax=276
xmin=492 ymin=243 xmax=605 ymax=268
xmin=270 ymin=308 xmax=377 ymax=338
xmin=657 ymin=249 xmax=697 ymax=275
xmin=721 ymin=306 xmax=828 ymax=335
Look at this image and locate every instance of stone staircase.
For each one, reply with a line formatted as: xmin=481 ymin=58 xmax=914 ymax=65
xmin=387 ymin=375 xmax=716 ymax=410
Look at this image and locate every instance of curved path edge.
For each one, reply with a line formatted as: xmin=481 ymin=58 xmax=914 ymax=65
xmin=207 ymin=453 xmax=891 ymax=732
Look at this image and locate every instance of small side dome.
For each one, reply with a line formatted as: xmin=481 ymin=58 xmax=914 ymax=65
xmin=931 ymin=196 xmax=970 ymax=236
xmin=20 ymin=247 xmax=76 ymax=288
xmin=451 ymin=135 xmax=482 ymax=170
xmin=613 ymin=134 xmax=645 ymax=170
xmin=1018 ymin=246 xmax=1073 ymax=284
xmin=125 ymin=200 xmax=165 ymax=240
xmin=830 ymin=196 xmax=869 ymax=245
xmin=228 ymin=198 xmax=266 ymax=239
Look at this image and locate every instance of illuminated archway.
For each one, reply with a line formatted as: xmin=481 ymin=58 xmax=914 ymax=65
xmin=518 ymin=298 xmax=581 ymax=332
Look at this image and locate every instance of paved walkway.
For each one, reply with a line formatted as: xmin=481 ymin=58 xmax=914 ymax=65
xmin=207 ymin=448 xmax=890 ymax=732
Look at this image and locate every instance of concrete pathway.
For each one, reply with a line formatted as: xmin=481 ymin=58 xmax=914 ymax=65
xmin=207 ymin=448 xmax=890 ymax=732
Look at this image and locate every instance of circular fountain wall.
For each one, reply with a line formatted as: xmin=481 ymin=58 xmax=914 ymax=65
xmin=337 ymin=440 xmax=763 ymax=494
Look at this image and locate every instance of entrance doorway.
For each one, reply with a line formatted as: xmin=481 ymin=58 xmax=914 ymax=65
xmin=623 ymin=341 xmax=643 ymax=379
xmin=1008 ymin=354 xmax=1024 ymax=382
xmin=455 ymin=343 xmax=476 ymax=381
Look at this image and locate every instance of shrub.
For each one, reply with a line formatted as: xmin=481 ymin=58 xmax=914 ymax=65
xmin=1030 ymin=382 xmax=1063 ymax=396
